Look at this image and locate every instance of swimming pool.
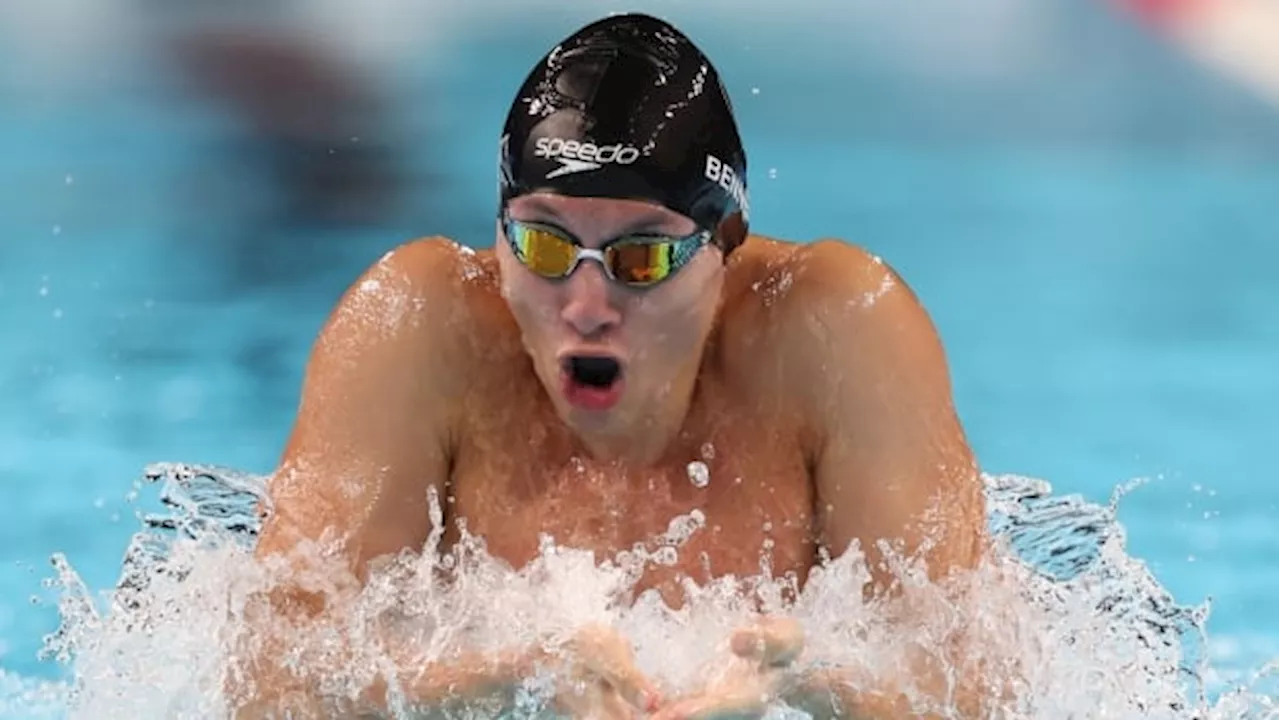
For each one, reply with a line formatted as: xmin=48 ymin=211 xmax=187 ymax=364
xmin=0 ymin=1 xmax=1275 ymax=715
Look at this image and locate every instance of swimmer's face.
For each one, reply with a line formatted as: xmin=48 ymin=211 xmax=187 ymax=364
xmin=496 ymin=193 xmax=723 ymax=433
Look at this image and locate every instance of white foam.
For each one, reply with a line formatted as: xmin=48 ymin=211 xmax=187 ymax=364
xmin=24 ymin=465 xmax=1280 ymax=719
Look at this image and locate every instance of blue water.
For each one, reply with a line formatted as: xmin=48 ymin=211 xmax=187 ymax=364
xmin=0 ymin=0 xmax=1276 ymax=710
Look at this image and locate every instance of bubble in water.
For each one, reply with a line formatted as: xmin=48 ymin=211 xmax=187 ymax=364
xmin=686 ymin=460 xmax=710 ymax=488
xmin=700 ymin=442 xmax=716 ymax=461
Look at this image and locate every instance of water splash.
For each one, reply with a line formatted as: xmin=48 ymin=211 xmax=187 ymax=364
xmin=21 ymin=464 xmax=1280 ymax=718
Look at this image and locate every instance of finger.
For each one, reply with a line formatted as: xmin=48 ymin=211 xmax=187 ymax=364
xmin=649 ymin=696 xmax=705 ymax=720
xmin=730 ymin=617 xmax=804 ymax=668
xmin=597 ymin=683 xmax=641 ymax=720
xmin=581 ymin=646 xmax=661 ymax=710
xmin=614 ymin=667 xmax=663 ymax=712
xmin=570 ymin=625 xmax=662 ymax=711
xmin=556 ymin=677 xmax=635 ymax=719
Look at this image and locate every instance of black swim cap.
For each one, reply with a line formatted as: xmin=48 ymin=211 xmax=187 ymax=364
xmin=499 ymin=13 xmax=749 ymax=254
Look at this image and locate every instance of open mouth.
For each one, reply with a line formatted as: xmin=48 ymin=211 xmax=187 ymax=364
xmin=560 ymin=355 xmax=625 ymax=411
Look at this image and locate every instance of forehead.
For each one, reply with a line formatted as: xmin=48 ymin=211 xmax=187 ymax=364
xmin=507 ymin=193 xmax=694 ymax=230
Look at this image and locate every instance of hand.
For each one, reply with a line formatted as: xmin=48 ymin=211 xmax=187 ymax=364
xmin=550 ymin=623 xmax=663 ymax=719
xmin=651 ymin=617 xmax=805 ymax=720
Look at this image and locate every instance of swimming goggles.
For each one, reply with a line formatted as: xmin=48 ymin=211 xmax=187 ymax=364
xmin=502 ymin=210 xmax=712 ymax=287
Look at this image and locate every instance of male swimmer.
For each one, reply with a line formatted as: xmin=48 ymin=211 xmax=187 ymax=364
xmin=239 ymin=12 xmax=992 ymax=719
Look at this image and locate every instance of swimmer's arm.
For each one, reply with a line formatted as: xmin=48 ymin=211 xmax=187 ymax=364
xmin=785 ymin=241 xmax=997 ymax=718
xmin=232 ymin=239 xmax=534 ymax=718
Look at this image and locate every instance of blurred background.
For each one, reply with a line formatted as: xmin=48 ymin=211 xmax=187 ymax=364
xmin=0 ymin=0 xmax=1275 ymax=699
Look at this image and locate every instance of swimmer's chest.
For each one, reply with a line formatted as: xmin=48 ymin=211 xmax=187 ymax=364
xmin=446 ymin=420 xmax=817 ymax=594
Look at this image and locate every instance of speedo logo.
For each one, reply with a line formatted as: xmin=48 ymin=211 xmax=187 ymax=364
xmin=534 ymin=137 xmax=641 ymax=179
xmin=704 ymin=154 xmax=750 ymax=220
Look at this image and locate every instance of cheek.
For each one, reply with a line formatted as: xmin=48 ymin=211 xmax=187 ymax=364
xmin=501 ymin=268 xmax=560 ymax=333
xmin=629 ymin=287 xmax=715 ymax=353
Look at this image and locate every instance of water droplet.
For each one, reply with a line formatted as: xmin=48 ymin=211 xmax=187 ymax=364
xmin=663 ymin=510 xmax=706 ymax=545
xmin=751 ymin=87 xmax=761 ymax=95
xmin=767 ymin=168 xmax=778 ymax=179
xmin=652 ymin=547 xmax=678 ymax=566
xmin=38 ymin=286 xmax=48 ymax=297
xmin=52 ymin=308 xmax=63 ymax=319
xmin=51 ymin=225 xmax=61 ymax=235
xmin=686 ymin=461 xmax=710 ymax=489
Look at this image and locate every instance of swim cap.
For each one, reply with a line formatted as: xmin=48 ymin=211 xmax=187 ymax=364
xmin=499 ymin=13 xmax=750 ymax=254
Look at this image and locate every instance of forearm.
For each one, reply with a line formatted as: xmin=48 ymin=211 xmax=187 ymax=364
xmin=228 ymin=589 xmax=545 ymax=718
xmin=233 ymin=637 xmax=543 ymax=719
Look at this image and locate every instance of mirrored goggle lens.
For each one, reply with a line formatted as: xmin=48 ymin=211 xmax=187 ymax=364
xmin=508 ymin=223 xmax=578 ymax=277
xmin=509 ymin=221 xmax=683 ymax=286
xmin=606 ymin=241 xmax=675 ymax=285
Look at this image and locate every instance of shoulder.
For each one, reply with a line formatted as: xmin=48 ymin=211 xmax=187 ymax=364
xmin=720 ymin=234 xmax=947 ymax=399
xmin=346 ymin=235 xmax=497 ymax=308
xmin=321 ymin=236 xmax=502 ymax=353
xmin=767 ymin=236 xmax=929 ymax=341
xmin=788 ymin=238 xmax=918 ymax=311
xmin=722 ymin=234 xmax=924 ymax=333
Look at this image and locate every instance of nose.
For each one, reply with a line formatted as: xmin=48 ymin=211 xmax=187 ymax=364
xmin=560 ymin=260 xmax=621 ymax=338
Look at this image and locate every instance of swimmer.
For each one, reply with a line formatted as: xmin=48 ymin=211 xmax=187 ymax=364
xmin=238 ymin=12 xmax=992 ymax=719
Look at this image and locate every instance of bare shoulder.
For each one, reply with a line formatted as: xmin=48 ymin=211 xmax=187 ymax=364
xmin=721 ymin=234 xmax=924 ymax=338
xmin=319 ymin=236 xmax=502 ymax=357
xmin=378 ymin=235 xmax=497 ymax=289
xmin=786 ymin=237 xmax=917 ymax=310
xmin=340 ymin=236 xmax=497 ymax=320
xmin=718 ymin=234 xmax=949 ymax=414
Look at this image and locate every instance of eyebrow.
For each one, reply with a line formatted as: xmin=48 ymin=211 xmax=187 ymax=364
xmin=517 ymin=198 xmax=684 ymax=235
xmin=519 ymin=197 xmax=566 ymax=224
